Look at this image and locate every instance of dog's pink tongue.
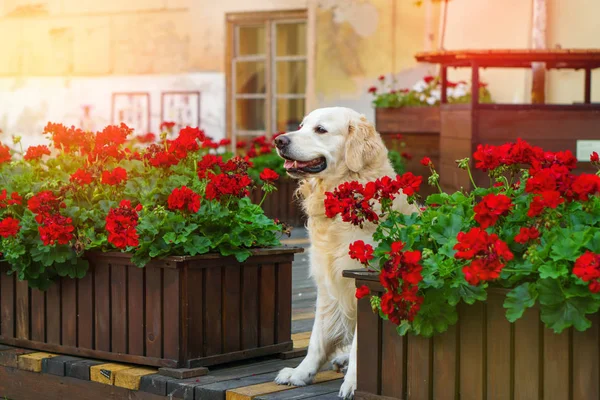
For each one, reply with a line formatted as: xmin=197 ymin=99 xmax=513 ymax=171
xmin=284 ymin=159 xmax=313 ymax=169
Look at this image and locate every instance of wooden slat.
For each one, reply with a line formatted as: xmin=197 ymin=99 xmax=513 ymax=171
xmin=380 ymin=320 xmax=405 ymax=398
xmin=145 ymin=267 xmax=163 ymax=358
xmin=204 ymin=266 xmax=222 ymax=356
xmin=486 ymin=294 xmax=511 ymax=400
xmin=514 ymin=306 xmax=540 ymax=400
xmin=241 ymin=265 xmax=259 ymax=350
xmin=127 ymin=266 xmax=144 ymax=356
xmin=30 ymin=288 xmax=45 ymax=342
xmin=61 ymin=278 xmax=77 ymax=347
xmin=572 ymin=313 xmax=600 ymax=400
xmin=94 ymin=263 xmax=111 ymax=352
xmin=0 ymin=267 xmax=14 ymax=338
xmin=223 ymin=265 xmax=241 ymax=353
xmin=433 ymin=324 xmax=457 ymax=400
xmin=186 ymin=268 xmax=204 ymax=359
xmin=356 ymin=295 xmax=380 ymax=395
xmin=407 ymin=334 xmax=431 ymax=400
xmin=275 ymin=262 xmax=292 ymax=344
xmin=15 ymin=279 xmax=29 ymax=340
xmin=459 ymin=302 xmax=485 ymax=400
xmin=46 ymin=280 xmax=61 ymax=345
xmin=17 ymin=352 xmax=58 ymax=372
xmin=162 ymin=268 xmax=180 ymax=361
xmin=77 ymin=272 xmax=94 ymax=349
xmin=543 ymin=327 xmax=570 ymax=400
xmin=111 ymin=264 xmax=127 ymax=354
xmin=259 ymin=264 xmax=276 ymax=347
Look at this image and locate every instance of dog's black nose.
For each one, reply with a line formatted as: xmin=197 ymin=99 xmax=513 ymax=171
xmin=275 ymin=135 xmax=290 ymax=149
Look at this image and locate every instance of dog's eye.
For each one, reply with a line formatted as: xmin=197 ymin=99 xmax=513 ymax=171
xmin=314 ymin=126 xmax=327 ymax=134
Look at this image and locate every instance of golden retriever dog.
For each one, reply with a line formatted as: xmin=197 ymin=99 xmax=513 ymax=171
xmin=273 ymin=107 xmax=416 ymax=398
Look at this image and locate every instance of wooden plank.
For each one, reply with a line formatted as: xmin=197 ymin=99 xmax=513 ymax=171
xmin=407 ymin=334 xmax=431 ymax=400
xmin=46 ymin=279 xmax=61 ymax=345
xmin=65 ymin=359 xmax=105 ymax=380
xmin=186 ymin=268 xmax=204 ymax=359
xmin=276 ymin=262 xmax=292 ymax=344
xmin=0 ymin=269 xmax=14 ymax=337
xmin=77 ymin=270 xmax=94 ymax=349
xmin=380 ymin=320 xmax=405 ymax=398
xmin=259 ymin=264 xmax=276 ymax=347
xmin=110 ymin=264 xmax=127 ymax=354
xmin=486 ymin=294 xmax=511 ymax=400
xmin=196 ymin=371 xmax=284 ymax=400
xmin=162 ymin=268 xmax=180 ymax=361
xmin=127 ymin=266 xmax=144 ymax=356
xmin=572 ymin=313 xmax=599 ymax=400
xmin=0 ymin=348 xmax=36 ymax=368
xmin=0 ymin=365 xmax=168 ymax=400
xmin=256 ymin=379 xmax=342 ymax=400
xmin=90 ymin=363 xmax=134 ymax=385
xmin=433 ymin=324 xmax=457 ymax=400
xmin=61 ymin=278 xmax=77 ymax=347
xmin=241 ymin=265 xmax=259 ymax=350
xmin=30 ymin=287 xmax=45 ymax=342
xmin=145 ymin=267 xmax=163 ymax=358
xmin=205 ymin=266 xmax=223 ymax=356
xmin=158 ymin=366 xmax=208 ymax=379
xmin=356 ymin=295 xmax=380 ymax=395
xmin=42 ymin=355 xmax=83 ymax=376
xmin=114 ymin=367 xmax=157 ymax=390
xmin=543 ymin=327 xmax=570 ymax=400
xmin=17 ymin=352 xmax=58 ymax=372
xmin=514 ymin=306 xmax=540 ymax=400
xmin=94 ymin=263 xmax=111 ymax=352
xmin=223 ymin=264 xmax=241 ymax=353
xmin=139 ymin=374 xmax=174 ymax=396
xmin=459 ymin=302 xmax=485 ymax=400
xmin=375 ymin=107 xmax=441 ymax=134
xmin=15 ymin=279 xmax=29 ymax=340
xmin=226 ymin=370 xmax=343 ymax=400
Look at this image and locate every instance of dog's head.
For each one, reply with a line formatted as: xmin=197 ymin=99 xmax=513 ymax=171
xmin=274 ymin=107 xmax=387 ymax=179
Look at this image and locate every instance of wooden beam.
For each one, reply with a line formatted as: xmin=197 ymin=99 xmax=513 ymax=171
xmin=585 ymin=68 xmax=592 ymax=104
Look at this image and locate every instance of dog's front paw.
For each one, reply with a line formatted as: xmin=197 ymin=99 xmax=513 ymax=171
xmin=274 ymin=367 xmax=315 ymax=387
xmin=331 ymin=354 xmax=349 ymax=375
xmin=338 ymin=374 xmax=357 ymax=399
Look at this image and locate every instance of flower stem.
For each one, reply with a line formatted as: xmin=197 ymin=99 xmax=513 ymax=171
xmin=258 ymin=192 xmax=267 ymax=207
xmin=465 ymin=163 xmax=478 ymax=189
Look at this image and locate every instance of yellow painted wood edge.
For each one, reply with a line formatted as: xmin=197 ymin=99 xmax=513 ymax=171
xmin=114 ymin=367 xmax=158 ymax=390
xmin=17 ymin=352 xmax=58 ymax=373
xmin=225 ymin=370 xmax=343 ymax=400
xmin=291 ymin=312 xmax=315 ymax=321
xmin=90 ymin=363 xmax=135 ymax=385
xmin=291 ymin=331 xmax=311 ymax=341
xmin=293 ymin=338 xmax=310 ymax=349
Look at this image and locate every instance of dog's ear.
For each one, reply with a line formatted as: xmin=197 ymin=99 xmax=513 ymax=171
xmin=344 ymin=116 xmax=385 ymax=173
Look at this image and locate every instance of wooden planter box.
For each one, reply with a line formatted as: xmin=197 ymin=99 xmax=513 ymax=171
xmin=345 ymin=270 xmax=600 ymax=400
xmin=440 ymin=104 xmax=600 ymax=192
xmin=376 ymin=107 xmax=440 ymax=197
xmin=0 ymin=247 xmax=301 ymax=368
xmin=251 ymin=179 xmax=306 ymax=227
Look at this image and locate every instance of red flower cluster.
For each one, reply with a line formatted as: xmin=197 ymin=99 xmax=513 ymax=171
xmin=205 ymin=172 xmax=252 ymax=201
xmin=527 ymin=190 xmax=565 ymax=217
xmin=420 ymin=157 xmax=432 ymax=167
xmin=0 ymin=189 xmax=22 ymax=208
xmin=168 ymin=186 xmax=201 ymax=213
xmin=454 ymin=228 xmax=514 ymax=286
xmin=591 ymin=151 xmax=599 ymax=164
xmin=259 ymin=168 xmax=279 ymax=182
xmin=348 ymin=240 xmax=374 ymax=264
xmin=473 ymin=193 xmax=513 ymax=229
xmin=101 ymin=167 xmax=128 ymax=186
xmin=514 ymin=226 xmax=540 ymax=244
xmin=169 ymin=127 xmax=206 ymax=158
xmin=106 ymin=200 xmax=142 ymax=249
xmin=0 ymin=143 xmax=10 ymax=164
xmin=136 ymin=133 xmax=156 ymax=143
xmin=0 ymin=217 xmax=20 ymax=238
xmin=573 ymin=251 xmax=600 ymax=293
xmin=43 ymin=123 xmax=85 ymax=153
xmin=368 ymin=86 xmax=377 ymax=94
xmin=70 ymin=169 xmax=93 ymax=185
xmin=27 ymin=191 xmax=63 ymax=223
xmin=378 ymin=241 xmax=424 ymax=324
xmin=23 ymin=145 xmax=51 ymax=161
xmin=355 ymin=285 xmax=370 ymax=299
xmin=160 ymin=121 xmax=176 ymax=132
xmin=38 ymin=214 xmax=74 ymax=245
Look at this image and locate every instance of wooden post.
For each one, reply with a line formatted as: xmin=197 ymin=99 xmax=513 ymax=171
xmin=531 ymin=0 xmax=547 ymax=104
xmin=471 ymin=62 xmax=479 ymax=105
xmin=584 ymin=68 xmax=592 ymax=104
xmin=440 ymin=65 xmax=448 ymax=104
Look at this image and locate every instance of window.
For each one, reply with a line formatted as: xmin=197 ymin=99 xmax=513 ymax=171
xmin=226 ymin=10 xmax=308 ymax=145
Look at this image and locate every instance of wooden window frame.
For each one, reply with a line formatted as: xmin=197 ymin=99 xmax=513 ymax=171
xmin=225 ymin=9 xmax=308 ymax=147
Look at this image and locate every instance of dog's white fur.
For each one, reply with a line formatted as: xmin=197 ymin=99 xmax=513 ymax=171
xmin=274 ymin=107 xmax=416 ymax=398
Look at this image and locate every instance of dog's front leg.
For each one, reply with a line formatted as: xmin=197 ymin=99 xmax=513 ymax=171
xmin=275 ymin=294 xmax=333 ymax=386
xmin=338 ymin=325 xmax=357 ymax=399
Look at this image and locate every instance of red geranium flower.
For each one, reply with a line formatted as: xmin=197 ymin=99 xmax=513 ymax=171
xmin=396 ymin=172 xmax=422 ymax=196
xmin=423 ymin=75 xmax=435 ymax=84
xmin=136 ymin=133 xmax=156 ymax=143
xmin=28 ymin=191 xmax=62 ymax=223
xmin=38 ymin=214 xmax=74 ymax=245
xmin=160 ymin=121 xmax=176 ymax=132
xmin=420 ymin=157 xmax=432 ymax=167
xmin=527 ymin=190 xmax=565 ymax=217
xmin=591 ymin=151 xmax=599 ymax=164
xmin=106 ymin=200 xmax=142 ymax=249
xmin=70 ymin=169 xmax=93 ymax=185
xmin=355 ymin=285 xmax=371 ymax=299
xmin=168 ymin=186 xmax=201 ymax=213
xmin=0 ymin=217 xmax=20 ymax=238
xmin=571 ymin=174 xmax=600 ymax=201
xmin=349 ymin=240 xmax=374 ymax=264
xmin=0 ymin=143 xmax=11 ymax=164
xmin=401 ymin=152 xmax=413 ymax=161
xmin=473 ymin=193 xmax=513 ymax=229
xmin=514 ymin=226 xmax=540 ymax=244
xmin=368 ymin=86 xmax=377 ymax=94
xmin=23 ymin=145 xmax=51 ymax=161
xmin=101 ymin=167 xmax=128 ymax=185
xmin=0 ymin=189 xmax=21 ymax=208
xmin=259 ymin=168 xmax=279 ymax=182
xmin=573 ymin=251 xmax=600 ymax=293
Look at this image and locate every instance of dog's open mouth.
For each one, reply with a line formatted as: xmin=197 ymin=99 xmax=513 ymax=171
xmin=283 ymin=157 xmax=327 ymax=174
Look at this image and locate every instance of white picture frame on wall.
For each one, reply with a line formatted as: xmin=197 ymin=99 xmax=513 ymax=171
xmin=160 ymin=91 xmax=201 ymax=132
xmin=111 ymin=92 xmax=151 ymax=134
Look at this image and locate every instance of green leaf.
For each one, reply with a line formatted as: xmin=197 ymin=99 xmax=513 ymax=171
xmin=538 ymin=262 xmax=569 ymax=279
xmin=448 ymin=282 xmax=487 ymax=306
xmin=504 ymin=282 xmax=538 ymax=322
xmin=396 ymin=320 xmax=411 ymax=336
xmin=411 ymin=289 xmax=458 ymax=337
xmin=430 ymin=213 xmax=464 ymax=245
xmin=183 ymin=235 xmax=211 ymax=256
